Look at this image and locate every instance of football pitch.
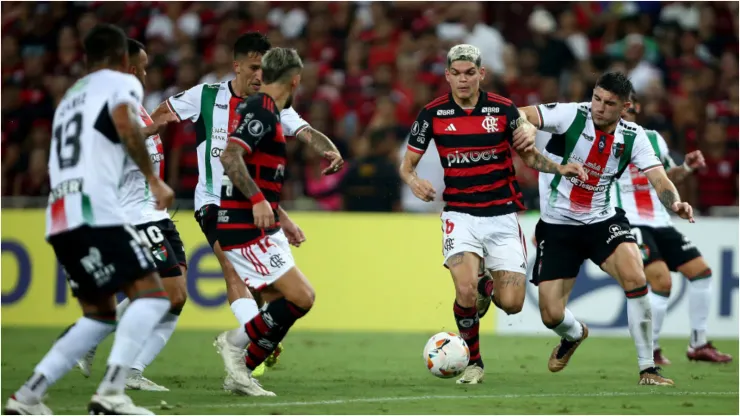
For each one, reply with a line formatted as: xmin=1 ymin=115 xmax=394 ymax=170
xmin=1 ymin=328 xmax=737 ymax=415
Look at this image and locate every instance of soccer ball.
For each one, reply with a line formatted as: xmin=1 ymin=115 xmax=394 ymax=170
xmin=423 ymin=332 xmax=470 ymax=378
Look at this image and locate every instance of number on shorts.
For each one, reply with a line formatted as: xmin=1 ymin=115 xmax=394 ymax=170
xmin=631 ymin=227 xmax=643 ymax=245
xmin=139 ymin=225 xmax=165 ymax=245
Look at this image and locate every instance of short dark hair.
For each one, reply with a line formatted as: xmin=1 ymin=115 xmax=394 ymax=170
xmin=629 ymin=86 xmax=639 ymax=105
xmin=233 ymin=32 xmax=271 ymax=60
xmin=127 ymin=38 xmax=145 ymax=57
xmin=594 ymin=72 xmax=634 ymax=102
xmin=83 ymin=24 xmax=128 ymax=67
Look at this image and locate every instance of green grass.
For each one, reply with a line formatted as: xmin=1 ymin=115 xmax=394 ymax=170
xmin=1 ymin=328 xmax=737 ymax=414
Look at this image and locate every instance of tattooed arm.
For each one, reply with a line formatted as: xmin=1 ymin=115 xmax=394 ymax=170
xmin=220 ymin=142 xmax=262 ymax=199
xmin=111 ymin=104 xmax=155 ymax=179
xmin=516 ymin=147 xmax=588 ymax=180
xmin=296 ymin=127 xmax=344 ymax=174
xmin=644 ymin=167 xmax=695 ymax=221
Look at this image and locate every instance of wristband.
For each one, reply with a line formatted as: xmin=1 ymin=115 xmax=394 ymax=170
xmin=682 ymin=162 xmax=693 ymax=173
xmin=249 ymin=193 xmax=266 ymax=205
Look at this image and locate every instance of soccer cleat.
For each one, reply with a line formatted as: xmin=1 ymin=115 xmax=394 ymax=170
xmin=264 ymin=342 xmax=283 ymax=368
xmin=456 ymin=364 xmax=484 ymax=384
xmin=653 ymin=348 xmax=672 ymax=365
xmin=223 ymin=374 xmax=276 ymax=396
xmin=125 ymin=371 xmax=170 ymax=392
xmin=638 ymin=367 xmax=674 ymax=386
xmin=213 ymin=331 xmax=252 ymax=386
xmin=251 ymin=362 xmax=266 ymax=378
xmin=88 ymin=393 xmax=153 ymax=415
xmin=687 ymin=342 xmax=732 ymax=363
xmin=476 ymin=271 xmax=493 ymax=318
xmin=5 ymin=395 xmax=52 ymax=415
xmin=548 ymin=322 xmax=589 ymax=372
xmin=77 ymin=349 xmax=96 ymax=378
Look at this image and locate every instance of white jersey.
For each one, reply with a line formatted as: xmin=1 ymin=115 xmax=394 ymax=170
xmin=118 ymin=105 xmax=170 ymax=225
xmin=46 ymin=69 xmax=144 ymax=237
xmin=535 ymin=102 xmax=662 ymax=225
xmin=612 ymin=130 xmax=676 ymax=227
xmin=165 ymin=81 xmax=310 ymax=211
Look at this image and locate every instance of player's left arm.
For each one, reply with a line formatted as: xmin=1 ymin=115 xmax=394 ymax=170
xmin=277 ymin=205 xmax=306 ymax=247
xmin=282 ymin=107 xmax=344 ymax=175
xmin=634 ymin=129 xmax=694 ymax=222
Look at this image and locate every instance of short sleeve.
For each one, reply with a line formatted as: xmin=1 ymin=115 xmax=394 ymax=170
xmin=535 ymin=102 xmax=580 ymax=135
xmin=655 ymin=131 xmax=677 ymax=169
xmin=279 ymin=106 xmax=310 ymax=137
xmin=632 ymin=128 xmax=663 ymax=173
xmin=407 ymin=108 xmax=433 ymax=155
xmin=229 ymin=103 xmax=275 ymax=154
xmin=166 ymin=84 xmax=205 ymax=122
xmin=504 ymin=102 xmax=522 ymax=144
xmin=108 ymin=74 xmax=143 ymax=115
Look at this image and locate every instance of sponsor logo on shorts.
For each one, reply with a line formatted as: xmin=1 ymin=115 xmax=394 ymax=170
xmin=269 ymin=254 xmax=286 ymax=269
xmin=606 ymin=224 xmax=634 ymax=245
xmin=443 ymin=237 xmax=455 ymax=254
xmin=79 ymin=247 xmax=116 ymax=287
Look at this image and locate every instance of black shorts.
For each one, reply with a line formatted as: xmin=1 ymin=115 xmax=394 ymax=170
xmin=633 ymin=225 xmax=702 ymax=271
xmin=135 ymin=219 xmax=187 ymax=278
xmin=49 ymin=225 xmax=158 ymax=302
xmin=194 ymin=204 xmax=219 ymax=248
xmin=531 ymin=209 xmax=637 ymax=285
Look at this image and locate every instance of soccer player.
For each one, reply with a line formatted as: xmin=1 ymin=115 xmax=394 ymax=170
xmin=520 ymin=72 xmax=694 ymax=385
xmin=399 ymin=44 xmax=587 ymax=385
xmin=5 ymin=24 xmax=174 ymax=415
xmin=215 ymin=47 xmax=313 ymax=396
xmin=615 ymin=91 xmax=732 ymax=364
xmin=72 ymin=38 xmax=189 ymax=392
xmin=148 ymin=32 xmax=342 ymax=384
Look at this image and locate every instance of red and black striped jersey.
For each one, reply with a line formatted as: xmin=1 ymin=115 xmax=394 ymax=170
xmin=407 ymin=90 xmax=525 ymax=217
xmin=218 ymin=93 xmax=286 ymax=250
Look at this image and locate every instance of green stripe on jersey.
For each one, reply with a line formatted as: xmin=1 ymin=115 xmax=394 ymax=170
xmin=615 ymin=182 xmax=623 ymax=208
xmin=196 ymin=85 xmax=220 ymax=194
xmin=646 ymin=130 xmax=669 ymax=169
xmin=548 ymin=107 xmax=588 ymax=207
xmin=81 ymin=193 xmax=94 ymax=224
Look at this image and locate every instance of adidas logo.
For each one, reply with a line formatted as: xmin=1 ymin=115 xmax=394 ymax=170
xmin=445 ymin=124 xmax=457 ymax=132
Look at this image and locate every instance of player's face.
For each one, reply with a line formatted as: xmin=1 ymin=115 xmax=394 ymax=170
xmin=445 ymin=61 xmax=484 ymax=100
xmin=129 ymin=50 xmax=148 ymax=87
xmin=234 ymin=52 xmax=264 ymax=95
xmin=591 ymin=87 xmax=630 ymax=128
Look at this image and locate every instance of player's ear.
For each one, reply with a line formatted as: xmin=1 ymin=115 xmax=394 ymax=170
xmin=232 ymin=60 xmax=239 ymax=74
xmin=444 ymin=68 xmax=451 ymax=83
xmin=479 ymin=66 xmax=486 ymax=81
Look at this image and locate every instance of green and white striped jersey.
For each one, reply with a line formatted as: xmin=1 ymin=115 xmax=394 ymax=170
xmin=535 ymin=102 xmax=662 ymax=225
xmin=166 ymin=81 xmax=309 ymax=211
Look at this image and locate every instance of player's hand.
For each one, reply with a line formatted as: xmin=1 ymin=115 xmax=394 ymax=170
xmin=281 ymin=220 xmax=306 ymax=247
xmin=410 ymin=177 xmax=436 ymax=202
xmin=142 ymin=112 xmax=177 ymax=136
xmin=684 ymin=150 xmax=705 ymax=171
xmin=512 ymin=118 xmax=537 ymax=152
xmin=322 ymin=151 xmax=344 ymax=175
xmin=253 ymin=200 xmax=275 ymax=228
xmin=147 ymin=177 xmax=174 ymax=210
xmin=557 ymin=163 xmax=588 ymax=182
xmin=671 ymin=201 xmax=695 ymax=223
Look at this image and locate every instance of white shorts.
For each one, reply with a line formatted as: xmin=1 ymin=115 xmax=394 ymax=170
xmin=224 ymin=230 xmax=296 ymax=291
xmin=440 ymin=211 xmax=528 ymax=275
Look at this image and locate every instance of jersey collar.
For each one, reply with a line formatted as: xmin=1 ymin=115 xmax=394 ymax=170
xmin=448 ymin=89 xmax=486 ymax=114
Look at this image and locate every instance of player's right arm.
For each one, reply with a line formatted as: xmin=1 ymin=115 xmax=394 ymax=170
xmin=220 ymin=103 xmax=276 ymax=228
xmin=399 ymin=108 xmax=436 ymax=202
xmin=149 ymin=84 xmax=206 ymax=133
xmin=654 ymin=132 xmax=706 ymax=185
xmin=519 ymin=103 xmax=580 ymax=134
xmin=110 ymin=75 xmax=173 ymax=210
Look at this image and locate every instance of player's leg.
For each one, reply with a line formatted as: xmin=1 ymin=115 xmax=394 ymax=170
xmin=531 ymin=220 xmax=588 ymax=372
xmin=632 ymin=226 xmax=673 ymax=365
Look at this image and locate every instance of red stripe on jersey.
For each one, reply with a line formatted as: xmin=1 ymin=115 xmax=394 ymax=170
xmin=443 ymin=159 xmax=513 ymax=177
xmin=255 ymin=180 xmax=282 ymax=193
xmin=569 ymin=131 xmax=615 ymax=212
xmin=446 ymin=193 xmax=523 ymax=208
xmin=50 ymin=197 xmax=67 ymax=234
xmin=435 ymin=142 xmax=509 ymax=157
xmin=443 ymin=178 xmax=510 ymax=195
xmin=228 ymin=137 xmax=252 ymax=153
xmin=220 ymin=200 xmax=280 ymax=209
xmin=248 ymin=152 xmax=286 ymax=169
xmin=407 ymin=145 xmax=424 ymax=154
xmin=139 ymin=106 xmax=165 ymax=180
xmin=433 ymin=116 xmax=507 ymax=136
xmin=509 ymin=179 xmax=527 ymax=210
xmin=217 ymin=222 xmax=281 ymax=230
xmin=486 ymin=93 xmax=512 ymax=106
xmin=425 ymin=94 xmax=450 ymax=109
xmin=228 ymin=96 xmax=242 ymax=134
xmin=630 ymin=166 xmax=654 ymax=219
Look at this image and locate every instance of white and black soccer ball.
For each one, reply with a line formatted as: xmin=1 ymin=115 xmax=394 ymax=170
xmin=423 ymin=332 xmax=470 ymax=378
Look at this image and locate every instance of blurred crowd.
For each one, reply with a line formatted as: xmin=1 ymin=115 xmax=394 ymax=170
xmin=2 ymin=1 xmax=738 ymax=215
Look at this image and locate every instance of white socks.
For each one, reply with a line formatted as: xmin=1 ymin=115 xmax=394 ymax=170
xmin=230 ymin=298 xmax=260 ymax=327
xmin=689 ymin=273 xmax=712 ymax=348
xmin=97 ymin=298 xmax=169 ymax=395
xmin=649 ymin=291 xmax=670 ymax=349
xmin=132 ymin=312 xmax=180 ymax=372
xmin=552 ymin=308 xmax=583 ymax=341
xmin=16 ymin=317 xmax=115 ymax=403
xmin=626 ymin=287 xmax=654 ymax=371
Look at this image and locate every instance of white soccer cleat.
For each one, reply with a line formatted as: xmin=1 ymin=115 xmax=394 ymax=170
xmin=456 ymin=364 xmax=485 ymax=384
xmin=5 ymin=396 xmax=53 ymax=415
xmin=125 ymin=372 xmax=170 ymax=392
xmin=223 ymin=374 xmax=276 ymax=397
xmin=88 ymin=393 xmax=153 ymax=415
xmin=213 ymin=331 xmax=252 ymax=385
xmin=77 ymin=349 xmax=95 ymax=378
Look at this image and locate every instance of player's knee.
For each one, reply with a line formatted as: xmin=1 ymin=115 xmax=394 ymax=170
xmin=494 ymin=291 xmax=524 ymax=315
xmin=539 ymin=303 xmax=565 ymax=328
xmin=650 ymin=272 xmax=672 ymax=294
xmin=289 ymin=285 xmax=315 ymax=311
xmin=168 ymin=288 xmax=187 ymax=311
xmin=454 ymin=281 xmax=477 ymax=308
xmin=620 ymin=270 xmax=647 ymax=291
